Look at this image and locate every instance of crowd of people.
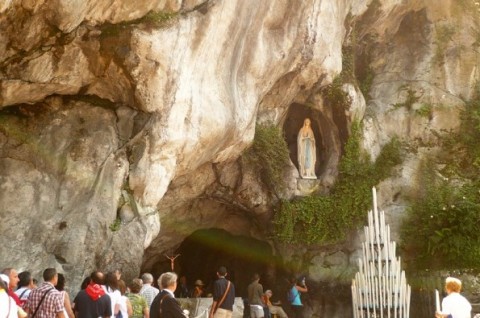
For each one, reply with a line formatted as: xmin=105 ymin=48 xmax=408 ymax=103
xmin=0 ymin=266 xmax=250 ymax=318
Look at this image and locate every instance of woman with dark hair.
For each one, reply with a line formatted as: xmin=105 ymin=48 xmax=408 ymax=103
xmin=55 ymin=273 xmax=75 ymax=318
xmin=288 ymin=277 xmax=308 ymax=318
xmin=14 ymin=271 xmax=34 ymax=306
xmin=104 ymin=271 xmax=121 ymax=318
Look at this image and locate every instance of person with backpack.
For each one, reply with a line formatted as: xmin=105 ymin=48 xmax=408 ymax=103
xmin=287 ymin=277 xmax=307 ymax=318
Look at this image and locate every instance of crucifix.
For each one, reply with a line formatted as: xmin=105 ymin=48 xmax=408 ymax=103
xmin=165 ymin=253 xmax=181 ymax=271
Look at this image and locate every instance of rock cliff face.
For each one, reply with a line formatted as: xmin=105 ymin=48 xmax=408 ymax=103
xmin=1 ymin=0 xmax=479 ymax=316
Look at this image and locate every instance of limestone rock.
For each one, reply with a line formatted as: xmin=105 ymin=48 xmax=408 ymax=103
xmin=0 ymin=0 xmax=479 ymax=316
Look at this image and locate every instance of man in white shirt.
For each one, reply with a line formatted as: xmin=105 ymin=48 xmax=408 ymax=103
xmin=139 ymin=273 xmax=159 ymax=307
xmin=435 ymin=277 xmax=471 ymax=318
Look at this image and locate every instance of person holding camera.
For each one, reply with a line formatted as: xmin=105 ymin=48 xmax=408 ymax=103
xmin=288 ymin=277 xmax=307 ymax=318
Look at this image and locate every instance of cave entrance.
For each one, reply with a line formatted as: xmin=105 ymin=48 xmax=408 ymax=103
xmin=149 ymin=228 xmax=275 ymax=298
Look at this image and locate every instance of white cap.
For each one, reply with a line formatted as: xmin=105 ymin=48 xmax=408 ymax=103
xmin=0 ymin=274 xmax=9 ymax=286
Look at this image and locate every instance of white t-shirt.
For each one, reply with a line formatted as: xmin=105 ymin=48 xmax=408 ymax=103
xmin=14 ymin=287 xmax=31 ymax=303
xmin=441 ymin=292 xmax=472 ymax=318
xmin=103 ymin=287 xmax=122 ymax=318
xmin=0 ymin=290 xmax=20 ymax=318
xmin=118 ymin=295 xmax=129 ymax=318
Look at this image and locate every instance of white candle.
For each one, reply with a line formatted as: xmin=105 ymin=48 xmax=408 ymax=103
xmin=435 ymin=289 xmax=440 ymax=313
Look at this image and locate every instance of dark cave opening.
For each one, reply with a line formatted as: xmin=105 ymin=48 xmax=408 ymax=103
xmin=148 ymin=228 xmax=278 ymax=298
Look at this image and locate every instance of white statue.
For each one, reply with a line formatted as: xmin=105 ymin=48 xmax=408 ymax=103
xmin=297 ymin=118 xmax=317 ymax=179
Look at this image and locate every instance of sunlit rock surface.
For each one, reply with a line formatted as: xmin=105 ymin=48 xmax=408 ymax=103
xmin=1 ymin=0 xmax=479 ymax=316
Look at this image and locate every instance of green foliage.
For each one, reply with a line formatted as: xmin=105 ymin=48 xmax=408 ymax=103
xmin=401 ymin=88 xmax=480 ymax=270
xmin=434 ymin=24 xmax=456 ymax=64
xmin=244 ymin=123 xmax=291 ymax=195
xmin=274 ymin=122 xmax=403 ymax=245
xmin=393 ymin=85 xmax=421 ymax=111
xmin=402 ymin=166 xmax=480 ymax=269
xmin=359 ymin=66 xmax=374 ymax=100
xmin=323 ymin=76 xmax=352 ymax=110
xmin=415 ymin=103 xmax=433 ymax=118
xmin=141 ymin=11 xmax=178 ymax=27
xmin=109 ymin=218 xmax=121 ymax=232
xmin=100 ymin=10 xmax=178 ymax=38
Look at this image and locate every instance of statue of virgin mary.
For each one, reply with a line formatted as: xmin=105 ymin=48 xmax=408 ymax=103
xmin=297 ymin=118 xmax=317 ymax=179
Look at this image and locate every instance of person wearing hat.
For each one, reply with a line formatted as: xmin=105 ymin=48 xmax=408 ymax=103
xmin=262 ymin=290 xmax=288 ymax=318
xmin=435 ymin=277 xmax=471 ymax=318
xmin=191 ymin=279 xmax=205 ymax=298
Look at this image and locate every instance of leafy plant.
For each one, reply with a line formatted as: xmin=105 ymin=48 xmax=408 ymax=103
xmin=434 ymin=24 xmax=456 ymax=64
xmin=100 ymin=10 xmax=178 ymax=38
xmin=274 ymin=122 xmax=403 ymax=245
xmin=415 ymin=103 xmax=433 ymax=118
xmin=393 ymin=86 xmax=421 ymax=111
xmin=243 ymin=123 xmax=291 ymax=195
xmin=109 ymin=218 xmax=122 ymax=232
xmin=401 ymin=87 xmax=480 ymax=270
xmin=323 ymin=76 xmax=352 ymax=110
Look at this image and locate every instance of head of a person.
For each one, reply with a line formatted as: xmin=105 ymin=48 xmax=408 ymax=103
xmin=265 ymin=290 xmax=273 ymax=298
xmin=130 ymin=278 xmax=143 ymax=294
xmin=43 ymin=268 xmax=58 ymax=285
xmin=105 ymin=271 xmax=119 ymax=290
xmin=296 ymin=277 xmax=305 ymax=286
xmin=90 ymin=271 xmax=105 ymax=285
xmin=217 ymin=266 xmax=227 ymax=277
xmin=141 ymin=273 xmax=154 ymax=285
xmin=179 ymin=276 xmax=187 ymax=285
xmin=0 ymin=274 xmax=9 ymax=290
xmin=158 ymin=272 xmax=178 ymax=290
xmin=32 ymin=278 xmax=38 ymax=288
xmin=114 ymin=269 xmax=122 ymax=280
xmin=252 ymin=273 xmax=260 ymax=282
xmin=445 ymin=277 xmax=462 ymax=293
xmin=118 ymin=279 xmax=127 ymax=296
xmin=18 ymin=271 xmax=33 ymax=289
xmin=2 ymin=268 xmax=19 ymax=290
xmin=194 ymin=280 xmax=204 ymax=288
xmin=56 ymin=273 xmax=66 ymax=291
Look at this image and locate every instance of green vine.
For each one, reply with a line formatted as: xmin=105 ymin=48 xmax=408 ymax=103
xmin=109 ymin=218 xmax=122 ymax=232
xmin=274 ymin=122 xmax=403 ymax=245
xmin=393 ymin=85 xmax=421 ymax=111
xmin=243 ymin=123 xmax=291 ymax=195
xmin=401 ymin=87 xmax=480 ymax=270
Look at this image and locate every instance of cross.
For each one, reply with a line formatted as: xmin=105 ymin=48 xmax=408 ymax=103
xmin=165 ymin=253 xmax=181 ymax=271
